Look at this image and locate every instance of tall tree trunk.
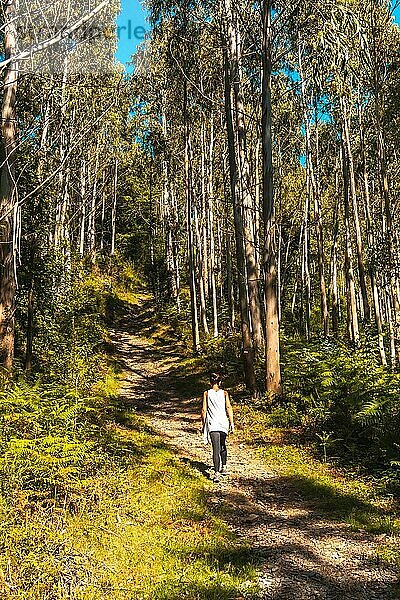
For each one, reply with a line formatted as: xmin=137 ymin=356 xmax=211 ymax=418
xmin=298 ymin=45 xmax=328 ymax=336
xmin=261 ymin=0 xmax=281 ymax=395
xmin=385 ymin=287 xmax=396 ymax=371
xmin=341 ymin=136 xmax=360 ymax=347
xmin=301 ymin=182 xmax=311 ymax=339
xmin=25 ymin=281 xmax=34 ymax=372
xmin=312 ymin=98 xmax=329 ymax=336
xmin=184 ymin=82 xmax=201 ymax=354
xmin=200 ymin=118 xmax=209 ymax=301
xmin=228 ymin=1 xmax=263 ymax=350
xmin=357 ymin=96 xmax=387 ymax=366
xmin=376 ymin=113 xmax=398 ymax=366
xmin=0 ymin=0 xmax=18 ymax=369
xmin=79 ymin=160 xmax=87 ymax=256
xmin=100 ymin=171 xmax=106 ymax=252
xmin=254 ymin=138 xmax=261 ymax=271
xmin=341 ymin=96 xmax=370 ymax=323
xmin=111 ymin=158 xmax=118 ymax=255
xmin=88 ymin=140 xmax=100 ymax=259
xmin=171 ymin=184 xmax=180 ymax=310
xmin=223 ymin=40 xmax=256 ymax=393
xmin=207 ymin=113 xmax=219 ymax=337
xmin=54 ymin=57 xmax=70 ymax=249
xmin=277 ymin=223 xmax=282 ymax=324
xmin=223 ymin=151 xmax=235 ymax=330
xmin=291 ymin=220 xmax=303 ymax=324
xmin=162 ymin=100 xmax=179 ymax=304
xmin=330 ymin=194 xmax=340 ymax=334
xmin=194 ymin=204 xmax=210 ymax=335
xmin=371 ymin=5 xmax=398 ymax=364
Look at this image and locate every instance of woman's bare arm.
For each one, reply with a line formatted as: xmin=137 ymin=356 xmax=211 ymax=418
xmin=224 ymin=390 xmax=234 ymax=432
xmin=201 ymin=391 xmax=207 ymax=428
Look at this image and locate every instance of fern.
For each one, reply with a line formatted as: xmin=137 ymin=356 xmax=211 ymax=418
xmin=356 ymin=398 xmax=389 ymax=425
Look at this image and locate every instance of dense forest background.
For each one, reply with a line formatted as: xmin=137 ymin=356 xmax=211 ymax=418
xmin=0 ymin=0 xmax=400 ymax=594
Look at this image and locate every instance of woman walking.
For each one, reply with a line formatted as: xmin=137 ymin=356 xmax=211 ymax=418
xmin=201 ymin=372 xmax=234 ymax=482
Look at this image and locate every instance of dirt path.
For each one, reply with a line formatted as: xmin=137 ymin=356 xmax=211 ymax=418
xmin=110 ymin=319 xmax=399 ymax=600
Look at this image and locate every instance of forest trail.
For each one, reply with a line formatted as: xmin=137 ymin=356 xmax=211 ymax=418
xmin=109 ymin=301 xmax=398 ymax=600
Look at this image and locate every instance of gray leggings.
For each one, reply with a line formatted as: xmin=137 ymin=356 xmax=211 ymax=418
xmin=209 ymin=431 xmax=227 ymax=473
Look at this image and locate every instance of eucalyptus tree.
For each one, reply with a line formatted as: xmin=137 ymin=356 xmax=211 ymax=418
xmin=0 ymin=0 xmax=18 ymax=368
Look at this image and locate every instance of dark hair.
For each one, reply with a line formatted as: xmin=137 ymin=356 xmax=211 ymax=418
xmin=210 ymin=371 xmax=223 ymax=387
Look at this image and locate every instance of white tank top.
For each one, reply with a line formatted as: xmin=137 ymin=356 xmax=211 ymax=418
xmin=206 ymin=388 xmax=229 ymax=433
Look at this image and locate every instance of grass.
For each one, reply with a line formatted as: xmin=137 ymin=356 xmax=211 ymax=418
xmin=3 ymin=262 xmax=399 ymax=597
xmin=64 ymin=413 xmax=260 ymax=600
xmin=120 ymin=292 xmax=400 ymax=574
xmin=149 ymin=323 xmax=400 ymax=570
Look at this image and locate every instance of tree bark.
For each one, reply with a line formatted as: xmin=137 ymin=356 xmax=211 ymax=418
xmin=341 ymin=136 xmax=360 ymax=347
xmin=184 ymin=82 xmax=201 ymax=353
xmin=0 ymin=0 xmax=18 ymax=369
xmin=223 ymin=39 xmax=256 ymax=393
xmin=261 ymin=0 xmax=281 ymax=395
xmin=207 ymin=113 xmax=219 ymax=337
xmin=25 ymin=282 xmax=34 ymax=372
xmin=341 ymin=96 xmax=370 ymax=323
xmin=330 ymin=193 xmax=340 ymax=335
xmin=301 ymin=182 xmax=311 ymax=339
xmin=227 ymin=0 xmax=263 ymax=350
xmin=88 ymin=139 xmax=100 ymax=259
xmin=357 ymin=96 xmax=387 ymax=366
xmin=111 ymin=158 xmax=118 ymax=255
xmin=298 ymin=45 xmax=328 ymax=337
xmin=194 ymin=204 xmax=210 ymax=335
xmin=54 ymin=57 xmax=70 ymax=249
xmin=79 ymin=160 xmax=87 ymax=256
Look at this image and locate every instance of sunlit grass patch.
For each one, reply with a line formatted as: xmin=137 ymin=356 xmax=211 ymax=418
xmin=0 ymin=266 xmax=262 ymax=598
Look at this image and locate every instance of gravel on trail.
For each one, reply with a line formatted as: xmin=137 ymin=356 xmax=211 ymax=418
xmin=110 ymin=325 xmax=399 ymax=600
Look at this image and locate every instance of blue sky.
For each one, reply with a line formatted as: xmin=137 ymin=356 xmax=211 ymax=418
xmin=116 ymin=0 xmax=400 ymax=69
xmin=116 ymin=0 xmax=148 ymax=69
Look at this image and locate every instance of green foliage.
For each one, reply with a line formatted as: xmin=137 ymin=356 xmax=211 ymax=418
xmin=0 ymin=263 xmax=130 ymax=501
xmin=0 ymin=381 xmax=107 ymax=496
xmin=235 ymin=406 xmax=400 ymax=557
xmin=282 ymin=338 xmax=400 ymax=469
xmin=16 ymin=253 xmax=106 ymax=388
xmin=0 ymin=264 xmax=263 ymax=599
xmin=202 ymin=332 xmax=242 ymax=377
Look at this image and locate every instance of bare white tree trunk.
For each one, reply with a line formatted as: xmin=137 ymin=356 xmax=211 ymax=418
xmin=111 ymin=158 xmax=118 ymax=255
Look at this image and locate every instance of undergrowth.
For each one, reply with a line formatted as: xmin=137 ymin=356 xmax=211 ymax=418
xmin=0 ymin=401 xmax=260 ymax=599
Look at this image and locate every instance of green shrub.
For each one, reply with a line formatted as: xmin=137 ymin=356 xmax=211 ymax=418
xmin=282 ymin=338 xmax=400 ymax=468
